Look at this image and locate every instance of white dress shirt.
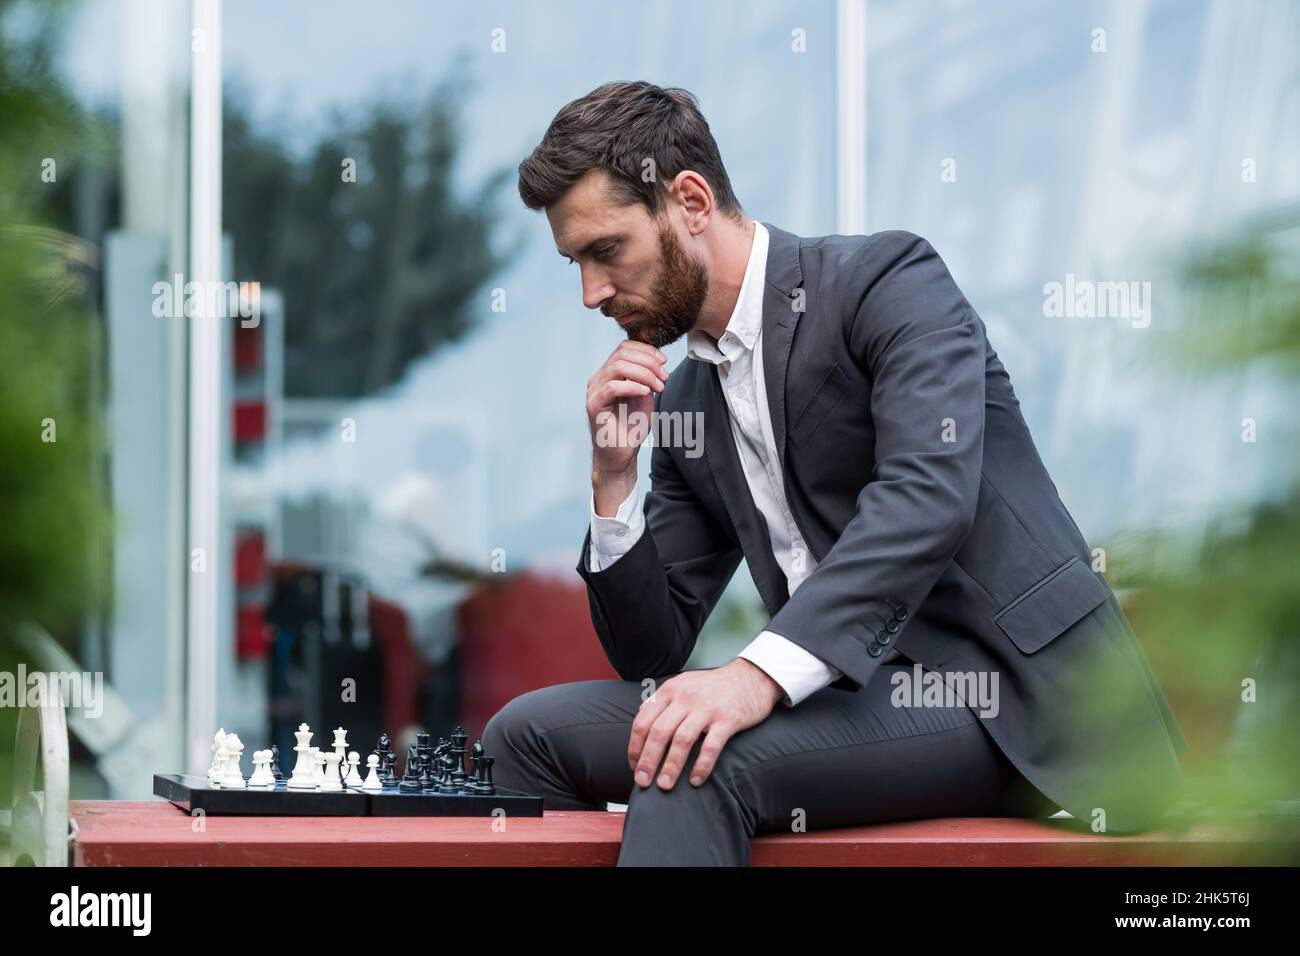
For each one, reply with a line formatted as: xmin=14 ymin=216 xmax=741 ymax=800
xmin=587 ymin=221 xmax=845 ymax=707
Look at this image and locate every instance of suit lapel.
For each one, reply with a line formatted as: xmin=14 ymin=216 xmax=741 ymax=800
xmin=695 ymin=223 xmax=806 ymax=616
xmin=699 ymin=368 xmax=787 ymax=614
xmin=759 ymin=222 xmax=805 ymax=476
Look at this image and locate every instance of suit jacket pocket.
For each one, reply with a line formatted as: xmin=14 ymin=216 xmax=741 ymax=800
xmin=789 ymin=363 xmax=850 ymax=450
xmin=993 ymin=556 xmax=1109 ymax=654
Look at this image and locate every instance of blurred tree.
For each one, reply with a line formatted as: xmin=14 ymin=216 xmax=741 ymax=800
xmin=223 ymin=65 xmax=521 ymax=398
xmin=0 ymin=0 xmax=112 ymax=818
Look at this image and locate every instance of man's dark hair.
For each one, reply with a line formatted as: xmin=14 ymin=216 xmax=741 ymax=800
xmin=517 ymin=81 xmax=743 ymax=221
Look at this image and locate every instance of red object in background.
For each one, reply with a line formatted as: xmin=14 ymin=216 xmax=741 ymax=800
xmin=234 ymin=321 xmax=263 ymax=371
xmin=369 ymin=595 xmax=427 ymax=743
xmin=233 ymin=400 xmax=267 ymax=442
xmin=237 ymin=603 xmax=270 ymax=660
xmin=457 ymin=569 xmax=618 ymax=739
xmin=234 ymin=531 xmax=266 ymax=587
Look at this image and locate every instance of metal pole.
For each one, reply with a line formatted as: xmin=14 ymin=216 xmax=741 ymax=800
xmin=836 ymin=0 xmax=868 ymax=235
xmin=186 ymin=0 xmax=223 ymax=772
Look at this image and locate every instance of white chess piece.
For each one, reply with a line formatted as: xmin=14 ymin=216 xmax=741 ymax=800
xmin=248 ymin=750 xmax=270 ymax=787
xmin=332 ymin=728 xmax=349 ymax=787
xmin=288 ymin=723 xmax=316 ymax=789
xmin=320 ymin=751 xmax=344 ymax=791
xmin=220 ymin=733 xmax=246 ymax=789
xmin=209 ymin=729 xmax=227 ymax=783
xmin=314 ymin=749 xmax=327 ymax=787
xmin=257 ymin=750 xmax=277 ymax=787
xmin=212 ymin=737 xmax=230 ymax=788
xmin=344 ymin=752 xmax=364 ymax=788
xmin=363 ymin=753 xmax=382 ymax=792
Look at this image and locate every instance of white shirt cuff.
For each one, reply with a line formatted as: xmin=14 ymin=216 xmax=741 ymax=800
xmin=737 ymin=630 xmax=843 ymax=707
xmin=588 ymin=479 xmax=645 ymax=572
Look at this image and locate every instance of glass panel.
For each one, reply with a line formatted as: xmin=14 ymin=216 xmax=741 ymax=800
xmin=216 ymin=0 xmax=836 ymax=764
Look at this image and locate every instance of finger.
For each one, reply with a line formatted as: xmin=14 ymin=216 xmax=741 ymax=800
xmin=592 ymin=379 xmax=651 ymax=409
xmin=612 ymin=343 xmax=670 ymax=379
xmin=612 ymin=340 xmax=667 ymax=366
xmin=632 ymin=703 xmax=689 ymax=788
xmin=686 ymin=723 xmax=735 ymax=787
xmin=655 ymin=712 xmax=710 ymax=790
xmin=604 ymin=359 xmax=665 ymax=392
xmin=627 ymin=691 xmax=669 ymax=770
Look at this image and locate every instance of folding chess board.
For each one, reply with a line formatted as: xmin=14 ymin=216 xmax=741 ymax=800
xmin=153 ymin=774 xmax=544 ymax=817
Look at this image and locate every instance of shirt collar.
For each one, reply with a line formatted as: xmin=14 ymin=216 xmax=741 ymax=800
xmin=686 ymin=220 xmax=768 ymax=366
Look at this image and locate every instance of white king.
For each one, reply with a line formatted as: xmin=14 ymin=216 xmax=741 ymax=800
xmin=287 ymin=722 xmax=316 ymax=789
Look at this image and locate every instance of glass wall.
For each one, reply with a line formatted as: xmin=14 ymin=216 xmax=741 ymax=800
xmin=865 ymin=0 xmax=1300 ymax=541
xmin=6 ymin=0 xmax=1294 ymax=808
xmin=216 ymin=0 xmax=837 ymax=768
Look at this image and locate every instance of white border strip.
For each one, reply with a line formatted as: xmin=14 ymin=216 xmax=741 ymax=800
xmin=836 ymin=0 xmax=868 ymax=235
xmin=186 ymin=0 xmax=222 ymax=772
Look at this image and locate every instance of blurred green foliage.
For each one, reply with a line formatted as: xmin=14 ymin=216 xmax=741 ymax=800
xmin=1103 ymin=227 xmax=1300 ymax=857
xmin=1 ymin=0 xmax=112 ymax=817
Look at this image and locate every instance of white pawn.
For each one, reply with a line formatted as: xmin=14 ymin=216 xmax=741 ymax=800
xmin=208 ymin=729 xmax=227 ymax=783
xmin=220 ymin=733 xmax=246 ymax=789
xmin=257 ymin=750 xmax=277 ymax=787
xmin=320 ymin=751 xmax=344 ymax=791
xmin=308 ymin=747 xmax=322 ymax=786
xmin=363 ymin=754 xmax=382 ymax=792
xmin=248 ymin=750 xmax=271 ymax=787
xmin=344 ymin=752 xmax=364 ymax=789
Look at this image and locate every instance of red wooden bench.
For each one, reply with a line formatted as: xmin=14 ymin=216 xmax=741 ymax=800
xmin=68 ymin=801 xmax=1278 ymax=866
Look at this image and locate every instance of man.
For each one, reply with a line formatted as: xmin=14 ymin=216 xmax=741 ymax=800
xmin=483 ymin=80 xmax=1189 ymax=866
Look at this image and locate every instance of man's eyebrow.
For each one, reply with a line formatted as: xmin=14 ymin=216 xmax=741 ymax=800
xmin=557 ymin=233 xmax=624 ymax=260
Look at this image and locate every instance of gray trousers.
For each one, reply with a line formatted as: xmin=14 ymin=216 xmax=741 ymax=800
xmin=482 ymin=656 xmax=1058 ymax=866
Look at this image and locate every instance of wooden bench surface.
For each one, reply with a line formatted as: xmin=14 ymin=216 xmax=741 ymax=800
xmin=69 ymin=800 xmax=1274 ymax=866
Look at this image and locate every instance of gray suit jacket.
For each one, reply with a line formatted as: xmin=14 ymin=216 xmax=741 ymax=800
xmin=576 ymin=224 xmax=1189 ymax=833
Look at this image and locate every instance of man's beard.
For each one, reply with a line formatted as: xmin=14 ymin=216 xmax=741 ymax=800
xmin=605 ymin=222 xmax=709 ymax=349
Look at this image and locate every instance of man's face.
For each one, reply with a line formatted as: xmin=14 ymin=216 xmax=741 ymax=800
xmin=548 ymin=170 xmax=709 ymax=349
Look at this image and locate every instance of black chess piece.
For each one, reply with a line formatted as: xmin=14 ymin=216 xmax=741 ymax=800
xmin=416 ymin=732 xmax=433 ymax=789
xmin=431 ymin=739 xmax=454 ymax=792
xmin=383 ymin=751 xmax=397 ymax=787
xmin=468 ymin=740 xmax=487 ymax=793
xmin=270 ymin=745 xmax=285 ymax=783
xmin=477 ymin=753 xmax=495 ymax=794
xmin=376 ymin=733 xmax=396 ymax=786
xmin=450 ymin=726 xmax=469 ymax=788
xmin=399 ymin=743 xmax=423 ymax=792
xmin=417 ymin=748 xmax=433 ymax=790
xmin=432 ymin=748 xmax=453 ymax=793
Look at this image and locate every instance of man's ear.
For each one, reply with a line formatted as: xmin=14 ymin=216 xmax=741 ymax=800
xmin=667 ymin=170 xmax=714 ymax=233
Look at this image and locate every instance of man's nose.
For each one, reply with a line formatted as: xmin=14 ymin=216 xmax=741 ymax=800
xmin=581 ymin=269 xmax=615 ymax=311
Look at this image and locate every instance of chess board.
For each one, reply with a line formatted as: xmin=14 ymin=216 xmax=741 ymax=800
xmin=153 ymin=774 xmax=544 ymax=817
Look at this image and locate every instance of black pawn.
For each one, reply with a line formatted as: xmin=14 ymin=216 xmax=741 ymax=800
xmin=468 ymin=740 xmax=487 ymax=793
xmin=270 ymin=745 xmax=285 ymax=783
